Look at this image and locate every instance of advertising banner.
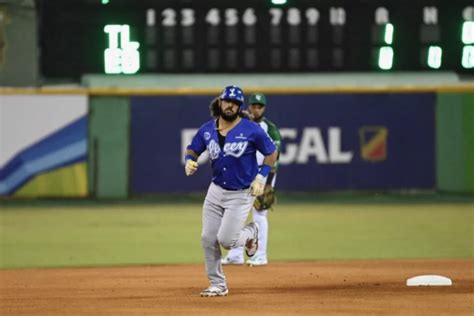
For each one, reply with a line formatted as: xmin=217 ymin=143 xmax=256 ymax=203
xmin=130 ymin=94 xmax=435 ymax=193
xmin=0 ymin=95 xmax=88 ymax=197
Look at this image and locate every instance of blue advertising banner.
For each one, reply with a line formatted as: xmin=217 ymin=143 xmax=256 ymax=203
xmin=130 ymin=94 xmax=435 ymax=193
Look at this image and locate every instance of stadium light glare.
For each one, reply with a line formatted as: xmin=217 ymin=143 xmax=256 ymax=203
xmin=101 ymin=0 xmax=109 ymax=5
xmin=271 ymin=0 xmax=287 ymax=5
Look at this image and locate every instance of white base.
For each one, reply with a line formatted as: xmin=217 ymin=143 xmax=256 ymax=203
xmin=406 ymin=275 xmax=452 ymax=286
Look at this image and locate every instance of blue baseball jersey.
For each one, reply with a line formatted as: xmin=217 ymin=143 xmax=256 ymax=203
xmin=187 ymin=118 xmax=276 ymax=190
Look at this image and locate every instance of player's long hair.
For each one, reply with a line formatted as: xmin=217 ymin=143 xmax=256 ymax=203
xmin=209 ymin=97 xmax=247 ymax=119
xmin=209 ymin=97 xmax=221 ymax=118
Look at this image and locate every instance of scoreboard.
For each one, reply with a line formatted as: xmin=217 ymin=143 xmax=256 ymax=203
xmin=38 ymin=0 xmax=474 ymax=78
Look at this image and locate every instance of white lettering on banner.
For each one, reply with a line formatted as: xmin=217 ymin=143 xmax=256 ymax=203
xmin=279 ymin=129 xmax=298 ymax=165
xmin=297 ymin=128 xmax=328 ymax=163
xmin=279 ymin=127 xmax=353 ymax=164
xmin=329 ymin=127 xmax=353 ymax=163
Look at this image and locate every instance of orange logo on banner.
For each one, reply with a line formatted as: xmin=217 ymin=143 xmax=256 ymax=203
xmin=359 ymin=126 xmax=388 ymax=162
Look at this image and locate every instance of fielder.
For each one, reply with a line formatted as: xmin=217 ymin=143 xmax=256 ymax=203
xmin=185 ymin=85 xmax=277 ymax=297
xmin=221 ymin=93 xmax=281 ymax=266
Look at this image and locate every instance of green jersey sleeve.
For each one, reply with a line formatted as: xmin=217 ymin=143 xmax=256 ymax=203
xmin=263 ymin=118 xmax=282 ymax=171
xmin=264 ymin=118 xmax=281 ymax=149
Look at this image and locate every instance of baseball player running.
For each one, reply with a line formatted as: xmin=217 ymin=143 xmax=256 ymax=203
xmin=185 ymin=85 xmax=277 ymax=297
xmin=221 ymin=93 xmax=281 ymax=266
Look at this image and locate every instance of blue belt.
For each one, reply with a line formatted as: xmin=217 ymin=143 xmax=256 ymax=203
xmin=215 ymin=182 xmax=249 ymax=191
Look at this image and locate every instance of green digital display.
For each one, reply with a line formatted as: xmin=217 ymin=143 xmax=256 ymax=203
xmin=462 ymin=46 xmax=474 ymax=68
xmin=377 ymin=23 xmax=394 ymax=70
xmin=103 ymin=25 xmax=140 ymax=74
xmin=384 ymin=23 xmax=394 ymax=45
xmin=378 ymin=47 xmax=394 ymax=70
xmin=461 ymin=21 xmax=474 ymax=68
xmin=462 ymin=21 xmax=474 ymax=44
xmin=427 ymin=46 xmax=442 ymax=69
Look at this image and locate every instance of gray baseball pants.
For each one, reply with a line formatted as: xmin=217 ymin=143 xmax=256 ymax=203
xmin=201 ymin=182 xmax=256 ymax=288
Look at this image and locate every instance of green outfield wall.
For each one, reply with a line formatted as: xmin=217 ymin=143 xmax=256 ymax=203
xmin=436 ymin=93 xmax=474 ymax=193
xmin=88 ymin=97 xmax=130 ymax=198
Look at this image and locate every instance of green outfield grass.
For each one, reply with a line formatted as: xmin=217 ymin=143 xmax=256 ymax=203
xmin=0 ymin=200 xmax=472 ymax=269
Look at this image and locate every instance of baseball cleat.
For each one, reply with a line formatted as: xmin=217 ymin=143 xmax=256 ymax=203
xmin=246 ymin=256 xmax=268 ymax=266
xmin=245 ymin=222 xmax=259 ymax=257
xmin=221 ymin=256 xmax=244 ymax=265
xmin=200 ymin=286 xmax=229 ymax=297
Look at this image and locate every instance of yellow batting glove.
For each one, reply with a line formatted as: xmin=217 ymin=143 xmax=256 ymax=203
xmin=185 ymin=160 xmax=199 ymax=176
xmin=250 ymin=174 xmax=265 ymax=196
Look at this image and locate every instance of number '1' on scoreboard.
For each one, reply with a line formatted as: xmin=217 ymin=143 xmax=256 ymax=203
xmin=378 ymin=23 xmax=394 ymax=70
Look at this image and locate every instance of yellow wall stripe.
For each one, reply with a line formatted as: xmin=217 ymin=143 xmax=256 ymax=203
xmin=1 ymin=84 xmax=473 ymax=96
xmin=14 ymin=162 xmax=88 ymax=197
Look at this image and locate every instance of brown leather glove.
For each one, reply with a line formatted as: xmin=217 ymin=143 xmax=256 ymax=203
xmin=254 ymin=185 xmax=276 ymax=211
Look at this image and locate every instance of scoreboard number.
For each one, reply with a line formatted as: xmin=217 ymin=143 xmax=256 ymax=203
xmin=181 ymin=9 xmax=195 ymax=27
xmin=225 ymin=9 xmax=238 ymax=26
xmin=243 ymin=9 xmax=257 ymax=26
xmin=162 ymin=8 xmax=176 ymax=27
xmin=269 ymin=8 xmax=283 ymax=26
xmin=206 ymin=8 xmax=220 ymax=26
xmin=306 ymin=8 xmax=320 ymax=26
xmin=161 ymin=8 xmax=196 ymax=27
xmin=287 ymin=8 xmax=302 ymax=26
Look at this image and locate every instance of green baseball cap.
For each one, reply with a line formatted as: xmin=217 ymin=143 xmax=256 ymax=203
xmin=249 ymin=93 xmax=267 ymax=106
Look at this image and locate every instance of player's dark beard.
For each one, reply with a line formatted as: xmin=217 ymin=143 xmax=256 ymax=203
xmin=220 ymin=111 xmax=239 ymax=122
xmin=252 ymin=114 xmax=263 ymax=122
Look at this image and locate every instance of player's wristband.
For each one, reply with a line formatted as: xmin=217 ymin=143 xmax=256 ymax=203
xmin=258 ymin=164 xmax=272 ymax=177
xmin=185 ymin=154 xmax=196 ymax=161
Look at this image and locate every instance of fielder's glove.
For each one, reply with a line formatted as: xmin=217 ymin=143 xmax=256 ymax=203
xmin=185 ymin=160 xmax=199 ymax=176
xmin=254 ymin=185 xmax=276 ymax=211
xmin=250 ymin=174 xmax=265 ymax=196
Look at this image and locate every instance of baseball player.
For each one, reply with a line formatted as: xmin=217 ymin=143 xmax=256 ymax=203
xmin=185 ymin=85 xmax=277 ymax=297
xmin=221 ymin=93 xmax=281 ymax=266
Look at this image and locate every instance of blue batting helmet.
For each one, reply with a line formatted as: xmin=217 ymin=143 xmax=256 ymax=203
xmin=219 ymin=85 xmax=244 ymax=106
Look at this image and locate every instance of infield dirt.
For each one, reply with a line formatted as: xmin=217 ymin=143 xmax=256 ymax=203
xmin=1 ymin=259 xmax=472 ymax=315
